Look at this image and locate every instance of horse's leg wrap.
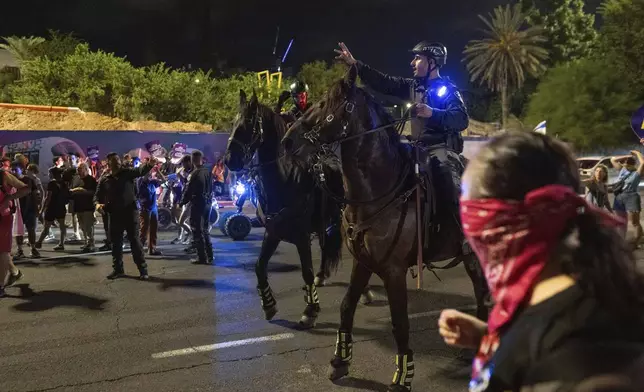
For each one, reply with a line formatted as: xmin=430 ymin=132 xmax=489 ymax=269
xmin=257 ymin=284 xmax=277 ymax=320
xmin=389 ymin=351 xmax=414 ymax=391
xmin=328 ymin=330 xmax=352 ymax=380
xmin=299 ymin=284 xmax=320 ymax=329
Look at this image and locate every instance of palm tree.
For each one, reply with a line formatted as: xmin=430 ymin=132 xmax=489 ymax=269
xmin=463 ymin=3 xmax=548 ymax=129
xmin=0 ymin=36 xmax=46 ymax=65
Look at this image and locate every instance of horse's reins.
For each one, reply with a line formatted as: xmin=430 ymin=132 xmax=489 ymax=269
xmin=298 ymin=98 xmax=412 ymax=206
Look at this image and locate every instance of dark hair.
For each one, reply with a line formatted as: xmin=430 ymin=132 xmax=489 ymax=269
xmin=181 ymin=155 xmax=192 ymax=164
xmin=191 ymin=150 xmax=203 ymax=159
xmin=27 ymin=163 xmax=39 ymax=174
xmin=470 ymin=131 xmax=644 ymax=319
xmin=625 ymin=156 xmax=636 ymax=166
xmin=106 ymin=152 xmax=119 ymax=160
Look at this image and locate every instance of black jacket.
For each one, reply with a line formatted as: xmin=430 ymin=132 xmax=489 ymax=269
xmin=356 ymin=61 xmax=468 ymax=151
xmin=180 ymin=166 xmax=212 ymax=207
xmin=94 ymin=165 xmax=153 ymax=212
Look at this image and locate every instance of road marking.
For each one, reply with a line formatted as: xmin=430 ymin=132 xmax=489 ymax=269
xmin=29 ymin=245 xmax=176 ymax=261
xmin=375 ymin=305 xmax=477 ymax=323
xmin=151 ymin=333 xmax=295 ymax=359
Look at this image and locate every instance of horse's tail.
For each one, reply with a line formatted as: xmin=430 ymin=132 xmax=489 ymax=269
xmin=320 ymin=218 xmax=343 ymax=275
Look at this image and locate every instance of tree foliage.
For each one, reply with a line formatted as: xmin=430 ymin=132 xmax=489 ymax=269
xmin=520 ymin=0 xmax=597 ymax=65
xmin=463 ymin=3 xmax=549 ymax=128
xmin=524 ymin=58 xmax=639 ymax=151
xmin=296 ymin=61 xmax=348 ymax=101
xmin=7 ymin=43 xmax=291 ymax=130
xmin=0 ymin=36 xmax=45 ymax=64
xmin=598 ymin=0 xmax=644 ymax=93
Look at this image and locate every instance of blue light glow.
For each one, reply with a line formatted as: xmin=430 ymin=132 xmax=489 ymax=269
xmin=437 ymin=86 xmax=447 ymax=97
xmin=235 ymin=183 xmax=246 ymax=196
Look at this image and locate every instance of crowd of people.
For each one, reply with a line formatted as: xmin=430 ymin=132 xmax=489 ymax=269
xmin=580 ymin=141 xmax=644 ymax=250
xmin=0 ymin=148 xmax=221 ymax=296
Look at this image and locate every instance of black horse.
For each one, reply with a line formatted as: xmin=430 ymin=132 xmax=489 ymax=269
xmin=225 ymin=90 xmax=347 ymax=328
xmin=282 ymin=67 xmax=490 ymax=391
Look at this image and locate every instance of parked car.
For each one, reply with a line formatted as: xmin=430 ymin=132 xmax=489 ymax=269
xmin=577 ymin=156 xmax=644 ymax=189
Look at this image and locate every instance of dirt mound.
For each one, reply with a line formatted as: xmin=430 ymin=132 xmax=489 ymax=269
xmin=0 ymin=107 xmax=213 ymax=132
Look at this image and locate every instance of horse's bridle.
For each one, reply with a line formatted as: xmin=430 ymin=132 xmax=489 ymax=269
xmin=227 ymin=107 xmax=265 ymax=169
xmin=296 ymin=96 xmax=410 ymax=206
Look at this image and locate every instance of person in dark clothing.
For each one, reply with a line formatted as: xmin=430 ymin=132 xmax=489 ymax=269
xmin=179 ymin=150 xmax=213 ymax=265
xmin=439 ymin=132 xmax=644 ymax=392
xmin=95 ymin=152 xmax=156 ymax=280
xmin=96 ymin=168 xmax=112 ymax=251
xmin=70 ymin=163 xmax=98 ymax=253
xmin=13 ymin=162 xmax=41 ymax=259
xmin=335 ymin=41 xmax=468 ymax=231
xmin=35 ymin=167 xmax=69 ymax=251
xmin=137 ymin=159 xmax=164 ymax=256
xmin=275 ymin=80 xmax=312 ymax=125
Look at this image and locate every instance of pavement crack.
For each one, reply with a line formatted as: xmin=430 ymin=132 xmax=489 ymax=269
xmin=19 ymin=361 xmax=217 ymax=392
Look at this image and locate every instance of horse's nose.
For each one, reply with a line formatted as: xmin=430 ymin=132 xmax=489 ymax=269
xmin=283 ymin=137 xmax=294 ymax=153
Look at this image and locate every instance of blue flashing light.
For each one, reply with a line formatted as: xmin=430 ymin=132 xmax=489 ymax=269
xmin=235 ymin=183 xmax=246 ymax=196
xmin=437 ymin=85 xmax=448 ymax=98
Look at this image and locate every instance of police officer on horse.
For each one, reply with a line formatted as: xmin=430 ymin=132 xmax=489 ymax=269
xmin=275 ymin=80 xmax=312 ymax=125
xmin=335 ymin=41 xmax=468 ymax=242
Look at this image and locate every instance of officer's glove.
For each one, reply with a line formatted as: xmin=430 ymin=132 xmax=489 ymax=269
xmin=278 ymin=91 xmax=291 ymax=104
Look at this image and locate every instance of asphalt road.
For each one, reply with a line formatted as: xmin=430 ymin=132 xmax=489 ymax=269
xmin=1 ymin=206 xmax=630 ymax=392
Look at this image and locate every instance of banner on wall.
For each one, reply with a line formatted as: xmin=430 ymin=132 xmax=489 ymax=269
xmin=170 ymin=142 xmax=187 ymax=164
xmin=1 ymin=131 xmax=230 ymax=183
xmin=86 ymin=145 xmax=99 ymax=161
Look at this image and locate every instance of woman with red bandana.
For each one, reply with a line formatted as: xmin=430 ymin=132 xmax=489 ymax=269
xmin=439 ymin=132 xmax=644 ymax=391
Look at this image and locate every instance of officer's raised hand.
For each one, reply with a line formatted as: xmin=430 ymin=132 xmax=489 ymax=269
xmin=334 ymin=42 xmax=357 ymax=66
xmin=413 ymin=103 xmax=433 ymax=118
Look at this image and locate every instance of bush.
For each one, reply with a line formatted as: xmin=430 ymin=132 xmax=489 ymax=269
xmin=524 ymin=57 xmax=639 ymax=151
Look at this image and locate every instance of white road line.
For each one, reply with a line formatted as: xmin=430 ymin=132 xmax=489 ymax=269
xmin=151 ymin=333 xmax=295 ymax=359
xmin=375 ymin=305 xmax=477 ymax=323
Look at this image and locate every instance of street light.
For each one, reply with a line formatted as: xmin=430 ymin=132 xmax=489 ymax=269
xmin=406 ymin=103 xmax=412 ymax=108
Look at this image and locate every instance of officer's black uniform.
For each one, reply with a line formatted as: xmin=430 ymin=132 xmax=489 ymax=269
xmin=354 ymin=41 xmax=468 ymax=221
xmin=95 ymin=163 xmax=153 ymax=278
xmin=180 ymin=164 xmax=213 ymax=264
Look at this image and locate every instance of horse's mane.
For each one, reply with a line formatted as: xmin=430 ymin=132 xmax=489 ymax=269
xmin=255 ymin=101 xmax=288 ymax=142
xmin=324 ymin=79 xmax=400 ymax=147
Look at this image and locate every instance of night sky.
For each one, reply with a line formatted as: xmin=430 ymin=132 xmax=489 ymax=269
xmin=1 ymin=0 xmax=603 ymax=87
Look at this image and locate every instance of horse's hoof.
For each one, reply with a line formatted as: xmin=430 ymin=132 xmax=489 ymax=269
xmin=314 ymin=276 xmax=326 ymax=287
xmin=328 ymin=363 xmax=349 ymax=381
xmin=298 ymin=314 xmax=317 ymax=329
xmin=263 ymin=306 xmax=277 ymax=321
xmin=387 ymin=384 xmax=410 ymax=392
xmin=360 ymin=290 xmax=375 ymax=305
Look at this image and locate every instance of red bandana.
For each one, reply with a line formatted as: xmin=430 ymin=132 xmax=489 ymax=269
xmin=460 ymin=184 xmax=624 ymax=381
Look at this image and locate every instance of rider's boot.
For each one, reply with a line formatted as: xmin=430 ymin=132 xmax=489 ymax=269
xmin=299 ymin=284 xmax=320 ymax=329
xmin=328 ymin=330 xmax=352 ymax=380
xmin=388 ymin=351 xmax=414 ymax=392
xmin=257 ymin=284 xmax=277 ymax=320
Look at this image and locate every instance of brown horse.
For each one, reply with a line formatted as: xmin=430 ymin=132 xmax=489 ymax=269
xmin=225 ymin=90 xmax=375 ymax=329
xmin=282 ymin=66 xmax=490 ymax=391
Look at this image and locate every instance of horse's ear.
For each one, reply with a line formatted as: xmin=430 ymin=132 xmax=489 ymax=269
xmin=239 ymin=90 xmax=247 ymax=107
xmin=250 ymin=88 xmax=259 ymax=107
xmin=344 ymin=64 xmax=358 ymax=89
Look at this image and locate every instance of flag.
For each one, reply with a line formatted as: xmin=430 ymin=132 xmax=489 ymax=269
xmin=533 ymin=121 xmax=546 ymax=135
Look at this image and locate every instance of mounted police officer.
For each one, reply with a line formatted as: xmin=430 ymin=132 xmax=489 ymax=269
xmin=335 ymin=40 xmax=469 ymax=251
xmin=275 ymin=80 xmax=312 ymax=125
